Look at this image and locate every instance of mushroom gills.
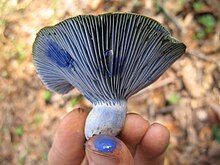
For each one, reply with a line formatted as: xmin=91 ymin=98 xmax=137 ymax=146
xmin=33 ymin=13 xmax=186 ymax=139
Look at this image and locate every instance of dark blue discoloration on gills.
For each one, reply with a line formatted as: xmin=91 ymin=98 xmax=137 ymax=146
xmin=104 ymin=49 xmax=114 ymax=77
xmin=46 ymin=40 xmax=74 ymax=68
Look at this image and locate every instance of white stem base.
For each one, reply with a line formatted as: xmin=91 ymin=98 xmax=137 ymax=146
xmin=85 ymin=100 xmax=127 ymax=139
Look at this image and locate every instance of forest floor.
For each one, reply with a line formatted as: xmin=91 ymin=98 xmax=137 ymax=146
xmin=0 ymin=0 xmax=219 ymax=164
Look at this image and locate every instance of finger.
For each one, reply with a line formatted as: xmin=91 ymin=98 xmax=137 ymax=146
xmin=119 ymin=113 xmax=149 ymax=156
xmin=85 ymin=135 xmax=134 ymax=165
xmin=81 ymin=156 xmax=89 ymax=165
xmin=134 ymin=123 xmax=170 ymax=165
xmin=48 ymin=107 xmax=88 ymax=165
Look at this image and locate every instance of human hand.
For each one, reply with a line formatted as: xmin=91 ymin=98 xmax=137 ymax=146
xmin=48 ymin=108 xmax=170 ymax=165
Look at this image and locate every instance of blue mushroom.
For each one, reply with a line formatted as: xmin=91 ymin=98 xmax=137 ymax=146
xmin=33 ymin=13 xmax=186 ymax=139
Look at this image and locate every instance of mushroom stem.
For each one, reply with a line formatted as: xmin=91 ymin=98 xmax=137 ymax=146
xmin=85 ymin=100 xmax=127 ymax=139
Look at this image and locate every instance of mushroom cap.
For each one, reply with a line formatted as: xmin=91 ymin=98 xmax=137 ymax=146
xmin=33 ymin=13 xmax=186 ymax=103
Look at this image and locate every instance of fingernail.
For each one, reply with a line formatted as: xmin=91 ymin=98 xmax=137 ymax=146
xmin=93 ymin=135 xmax=117 ymax=153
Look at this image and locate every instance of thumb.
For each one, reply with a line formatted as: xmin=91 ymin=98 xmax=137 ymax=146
xmin=85 ymin=135 xmax=134 ymax=165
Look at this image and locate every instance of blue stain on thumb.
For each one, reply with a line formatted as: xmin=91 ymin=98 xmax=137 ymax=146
xmin=93 ymin=135 xmax=117 ymax=153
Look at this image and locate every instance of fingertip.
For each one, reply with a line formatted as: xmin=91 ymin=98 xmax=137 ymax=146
xmin=119 ymin=113 xmax=149 ymax=155
xmin=55 ymin=107 xmax=88 ymax=144
xmin=133 ymin=123 xmax=170 ymax=164
xmin=48 ymin=107 xmax=88 ymax=165
xmin=140 ymin=122 xmax=170 ymax=158
xmin=120 ymin=113 xmax=149 ymax=145
xmin=85 ymin=135 xmax=134 ymax=165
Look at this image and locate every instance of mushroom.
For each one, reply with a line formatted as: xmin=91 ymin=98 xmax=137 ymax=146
xmin=33 ymin=13 xmax=186 ymax=139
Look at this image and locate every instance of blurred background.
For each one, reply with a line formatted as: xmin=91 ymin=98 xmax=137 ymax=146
xmin=0 ymin=0 xmax=219 ymax=164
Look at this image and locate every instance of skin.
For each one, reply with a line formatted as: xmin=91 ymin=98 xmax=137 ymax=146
xmin=48 ymin=108 xmax=170 ymax=165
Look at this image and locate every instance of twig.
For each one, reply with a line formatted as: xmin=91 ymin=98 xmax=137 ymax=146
xmin=157 ymin=4 xmax=184 ymax=33
xmin=187 ymin=50 xmax=218 ymax=64
xmin=155 ymin=105 xmax=176 ymax=115
xmin=206 ymin=99 xmax=220 ymax=117
xmin=132 ymin=77 xmax=175 ymax=97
